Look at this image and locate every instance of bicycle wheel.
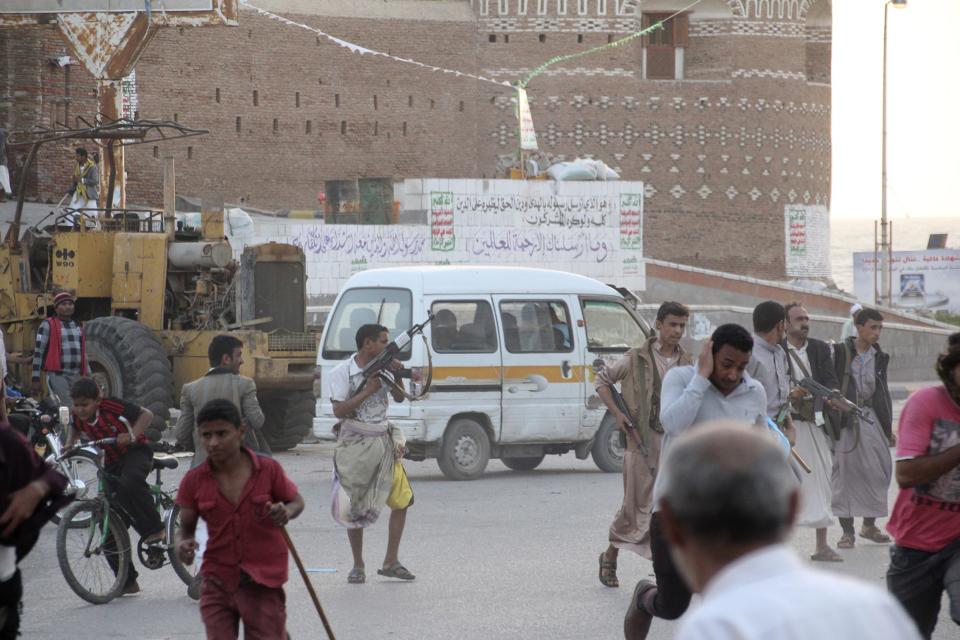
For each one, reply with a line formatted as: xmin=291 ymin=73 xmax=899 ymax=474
xmin=51 ymin=450 xmax=102 ymax=527
xmin=166 ymin=504 xmax=199 ymax=587
xmin=56 ymin=499 xmax=130 ymax=604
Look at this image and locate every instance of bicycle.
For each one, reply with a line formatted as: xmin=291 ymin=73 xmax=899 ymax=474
xmin=54 ymin=438 xmax=198 ymax=604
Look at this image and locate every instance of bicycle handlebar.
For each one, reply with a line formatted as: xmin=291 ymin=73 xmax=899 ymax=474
xmin=56 ymin=438 xmax=117 ymax=462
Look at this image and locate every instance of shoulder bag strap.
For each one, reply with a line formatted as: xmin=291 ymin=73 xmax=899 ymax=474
xmin=786 ymin=348 xmax=811 ymax=382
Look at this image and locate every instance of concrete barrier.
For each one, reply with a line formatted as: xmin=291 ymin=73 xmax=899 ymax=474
xmin=636 ymin=304 xmax=955 ymax=384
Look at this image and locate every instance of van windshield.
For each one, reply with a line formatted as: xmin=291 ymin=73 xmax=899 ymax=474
xmin=321 ymin=287 xmax=413 ymax=360
xmin=581 ymin=298 xmax=647 ymax=351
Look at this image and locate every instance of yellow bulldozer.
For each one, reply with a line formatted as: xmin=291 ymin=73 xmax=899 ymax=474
xmin=1 ymin=119 xmax=318 ymax=450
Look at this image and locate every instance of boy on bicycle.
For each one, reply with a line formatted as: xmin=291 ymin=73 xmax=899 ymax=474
xmin=176 ymin=399 xmax=303 ymax=639
xmin=67 ymin=377 xmax=163 ymax=595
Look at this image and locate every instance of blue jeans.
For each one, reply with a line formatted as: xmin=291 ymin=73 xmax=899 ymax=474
xmin=886 ymin=540 xmax=960 ymax=639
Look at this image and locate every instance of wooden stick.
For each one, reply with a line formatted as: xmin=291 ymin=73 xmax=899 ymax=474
xmin=281 ymin=527 xmax=336 ymax=640
xmin=790 ymin=447 xmax=812 ymax=474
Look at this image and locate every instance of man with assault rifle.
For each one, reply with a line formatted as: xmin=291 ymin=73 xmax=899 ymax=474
xmin=594 ymin=302 xmax=692 ymax=589
xmin=328 ymin=316 xmax=431 ymax=585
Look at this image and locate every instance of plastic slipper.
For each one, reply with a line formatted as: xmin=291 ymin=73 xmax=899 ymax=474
xmin=347 ymin=567 xmax=366 ymax=584
xmin=378 ymin=562 xmax=416 ymax=580
xmin=837 ymin=534 xmax=855 ymax=549
xmin=810 ymin=548 xmax=843 ymax=562
xmin=598 ymin=552 xmax=619 ymax=588
xmin=859 ymin=527 xmax=891 ymax=544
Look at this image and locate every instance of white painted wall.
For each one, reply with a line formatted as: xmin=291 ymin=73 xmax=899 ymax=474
xmin=230 ymin=178 xmax=645 ymax=301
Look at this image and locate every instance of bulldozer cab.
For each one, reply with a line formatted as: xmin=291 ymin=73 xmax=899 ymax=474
xmin=1 ymin=119 xmax=319 ymax=450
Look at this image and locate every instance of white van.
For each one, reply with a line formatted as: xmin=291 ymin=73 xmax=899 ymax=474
xmin=312 ymin=266 xmax=652 ymax=480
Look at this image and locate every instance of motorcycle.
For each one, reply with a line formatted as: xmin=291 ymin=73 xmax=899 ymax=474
xmin=9 ymin=395 xmax=101 ymax=526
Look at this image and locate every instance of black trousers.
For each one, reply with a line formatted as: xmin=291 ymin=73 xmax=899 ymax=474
xmin=105 ymin=444 xmax=163 ymax=539
xmin=645 ymin=512 xmax=693 ymax=620
xmin=104 ymin=445 xmax=164 ymax=585
xmin=887 ymin=541 xmax=960 ymax=639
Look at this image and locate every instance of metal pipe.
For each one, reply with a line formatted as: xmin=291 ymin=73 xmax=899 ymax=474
xmin=9 ymin=142 xmax=40 ymax=248
xmin=880 ymin=0 xmax=907 ymax=306
xmin=105 ymin=139 xmax=117 ymax=218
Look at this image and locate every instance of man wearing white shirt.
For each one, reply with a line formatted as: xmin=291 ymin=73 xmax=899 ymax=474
xmin=657 ymin=421 xmax=920 ymax=640
xmin=624 ymin=324 xmax=767 ymax=639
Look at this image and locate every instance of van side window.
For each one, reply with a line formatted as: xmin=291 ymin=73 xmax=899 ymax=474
xmin=430 ymin=301 xmax=497 ymax=353
xmin=581 ymin=299 xmax=646 ymax=351
xmin=500 ymin=300 xmax=573 ymax=353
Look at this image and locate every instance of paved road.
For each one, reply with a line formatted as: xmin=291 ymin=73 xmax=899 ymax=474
xmin=20 ymin=400 xmax=956 ymax=639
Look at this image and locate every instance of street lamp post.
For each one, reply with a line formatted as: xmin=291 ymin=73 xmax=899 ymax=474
xmin=879 ymin=0 xmax=907 ymax=307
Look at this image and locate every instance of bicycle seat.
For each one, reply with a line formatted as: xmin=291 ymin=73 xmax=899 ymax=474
xmin=152 ymin=454 xmax=179 ymax=471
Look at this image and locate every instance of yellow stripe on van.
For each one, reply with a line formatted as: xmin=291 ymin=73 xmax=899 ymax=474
xmin=430 ymin=365 xmax=587 ymax=384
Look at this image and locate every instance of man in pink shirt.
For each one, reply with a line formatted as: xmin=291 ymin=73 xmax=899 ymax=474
xmin=886 ymin=333 xmax=960 ymax=639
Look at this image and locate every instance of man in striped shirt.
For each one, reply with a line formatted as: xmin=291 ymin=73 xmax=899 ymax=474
xmin=31 ymin=291 xmax=87 ymax=407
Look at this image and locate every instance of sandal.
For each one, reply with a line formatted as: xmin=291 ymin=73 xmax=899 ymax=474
xmin=347 ymin=567 xmax=366 ymax=584
xmin=837 ymin=533 xmax=855 ymax=549
xmin=598 ymin=552 xmax=619 ymax=588
xmin=859 ymin=526 xmax=891 ymax=544
xmin=810 ymin=548 xmax=844 ymax=562
xmin=378 ymin=562 xmax=415 ymax=581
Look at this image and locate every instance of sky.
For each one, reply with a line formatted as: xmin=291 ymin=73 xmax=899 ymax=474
xmin=832 ymin=0 xmax=960 ymax=220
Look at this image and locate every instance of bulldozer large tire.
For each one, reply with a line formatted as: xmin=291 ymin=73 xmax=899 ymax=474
xmin=260 ymin=391 xmax=314 ymax=452
xmin=84 ymin=317 xmax=174 ymax=433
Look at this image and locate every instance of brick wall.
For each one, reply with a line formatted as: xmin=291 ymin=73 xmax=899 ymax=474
xmin=0 ymin=0 xmax=832 ymax=281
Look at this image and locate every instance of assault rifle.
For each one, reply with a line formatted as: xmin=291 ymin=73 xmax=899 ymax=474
xmin=604 ymin=384 xmax=649 ymax=458
xmin=350 ymin=313 xmax=434 ymax=398
xmin=798 ymin=377 xmax=874 ymax=425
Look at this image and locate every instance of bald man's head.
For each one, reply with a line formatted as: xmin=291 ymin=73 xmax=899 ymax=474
xmin=659 ymin=421 xmax=796 ymax=547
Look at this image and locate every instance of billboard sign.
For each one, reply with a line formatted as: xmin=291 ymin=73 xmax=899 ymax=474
xmin=853 ymin=249 xmax=960 ymax=313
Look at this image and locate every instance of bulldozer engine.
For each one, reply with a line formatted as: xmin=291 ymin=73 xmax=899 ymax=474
xmin=164 ymin=240 xmax=238 ymax=331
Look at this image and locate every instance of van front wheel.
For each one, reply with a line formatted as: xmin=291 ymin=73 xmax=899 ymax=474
xmin=437 ymin=419 xmax=490 ymax=481
xmin=591 ymin=414 xmax=625 ymax=473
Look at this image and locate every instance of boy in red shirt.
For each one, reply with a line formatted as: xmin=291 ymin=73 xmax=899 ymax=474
xmin=176 ymin=399 xmax=304 ymax=640
xmin=886 ymin=333 xmax=960 ymax=638
xmin=68 ymin=377 xmax=162 ymax=595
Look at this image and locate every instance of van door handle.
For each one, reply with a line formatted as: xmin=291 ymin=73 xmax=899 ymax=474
xmin=507 ymin=374 xmax=549 ymax=393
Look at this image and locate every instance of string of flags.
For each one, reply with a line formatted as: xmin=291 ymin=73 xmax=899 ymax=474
xmin=241 ymin=0 xmax=702 ymax=152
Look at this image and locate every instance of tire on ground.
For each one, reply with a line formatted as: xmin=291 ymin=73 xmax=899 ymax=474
xmin=501 ymin=455 xmax=545 ymax=472
xmin=84 ymin=317 xmax=174 ymax=434
xmin=259 ymin=390 xmax=314 ymax=451
xmin=437 ymin=418 xmax=490 ymax=481
xmin=591 ymin=413 xmax=625 ymax=473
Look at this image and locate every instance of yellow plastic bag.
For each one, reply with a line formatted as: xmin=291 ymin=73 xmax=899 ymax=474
xmin=386 ymin=462 xmax=414 ymax=510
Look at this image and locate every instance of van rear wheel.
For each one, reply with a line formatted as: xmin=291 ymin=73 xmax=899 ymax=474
xmin=437 ymin=418 xmax=489 ymax=481
xmin=501 ymin=455 xmax=545 ymax=471
xmin=591 ymin=413 xmax=625 ymax=473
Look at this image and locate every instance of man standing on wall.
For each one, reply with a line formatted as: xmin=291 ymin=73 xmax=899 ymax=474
xmin=67 ymin=147 xmax=98 ymax=213
xmin=623 ymin=324 xmax=767 ymax=639
xmin=30 ymin=291 xmax=87 ymax=407
xmin=886 ymin=333 xmax=960 ymax=639
xmin=783 ymin=302 xmax=845 ymax=562
xmin=595 ymin=302 xmax=692 ymax=588
xmin=832 ymin=308 xmax=894 ymax=549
